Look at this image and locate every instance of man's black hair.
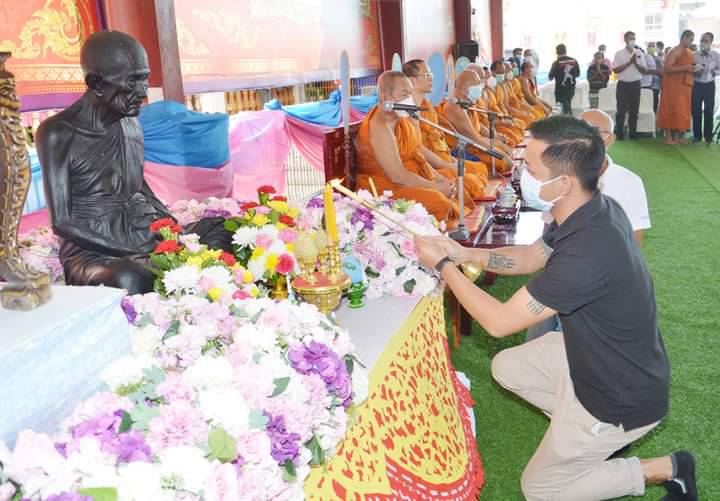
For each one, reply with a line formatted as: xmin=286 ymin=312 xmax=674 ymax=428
xmin=513 ymin=47 xmax=523 ymax=55
xmin=624 ymin=31 xmax=636 ymax=40
xmin=701 ymin=32 xmax=714 ymax=42
xmin=681 ymin=29 xmax=695 ymax=40
xmin=556 ymin=44 xmax=567 ymax=55
xmin=402 ymin=59 xmax=425 ymax=78
xmin=528 ymin=115 xmax=606 ymax=192
xmin=491 ymin=59 xmax=505 ymax=72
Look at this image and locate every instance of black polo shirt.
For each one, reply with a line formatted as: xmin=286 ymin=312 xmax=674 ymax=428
xmin=527 ymin=193 xmax=670 ymax=431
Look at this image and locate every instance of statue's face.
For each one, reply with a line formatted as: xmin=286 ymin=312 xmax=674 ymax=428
xmin=90 ymin=44 xmax=150 ymax=117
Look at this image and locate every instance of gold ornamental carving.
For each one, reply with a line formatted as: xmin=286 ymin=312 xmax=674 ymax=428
xmin=0 ymin=52 xmax=52 ymax=311
xmin=0 ymin=0 xmax=92 ymax=61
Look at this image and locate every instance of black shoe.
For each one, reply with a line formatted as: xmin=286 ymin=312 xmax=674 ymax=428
xmin=607 ymin=443 xmax=632 ymax=460
xmin=706 ymin=140 xmax=712 ymax=147
xmin=692 ymin=138 xmax=702 ymax=143
xmin=629 ymin=134 xmax=639 ymax=140
xmin=661 ymin=451 xmax=697 ymax=501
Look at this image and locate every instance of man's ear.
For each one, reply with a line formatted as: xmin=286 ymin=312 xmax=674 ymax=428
xmin=85 ymin=73 xmax=104 ymax=97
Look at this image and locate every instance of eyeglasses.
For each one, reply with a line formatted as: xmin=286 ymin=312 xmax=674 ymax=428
xmin=414 ymin=71 xmax=433 ymax=78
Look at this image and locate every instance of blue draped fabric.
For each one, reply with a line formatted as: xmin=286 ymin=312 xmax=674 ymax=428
xmin=265 ymin=90 xmax=377 ymax=126
xmin=139 ymin=101 xmax=230 ymax=167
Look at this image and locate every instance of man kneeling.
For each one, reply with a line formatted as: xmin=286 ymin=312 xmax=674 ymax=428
xmin=415 ymin=115 xmax=697 ymax=501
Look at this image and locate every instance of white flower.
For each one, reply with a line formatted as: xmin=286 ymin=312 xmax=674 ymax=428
xmin=117 ymin=462 xmax=166 ymax=501
xmin=259 ymin=224 xmax=279 ymax=240
xmin=247 ymin=254 xmax=267 ymax=281
xmin=234 ymin=323 xmax=277 ymax=353
xmin=200 ymin=265 xmax=233 ymax=289
xmin=267 ymin=239 xmax=289 ymax=256
xmin=129 ymin=324 xmax=163 ymax=356
xmin=198 ymin=388 xmax=251 ymax=436
xmin=158 ymin=446 xmax=212 ymax=494
xmin=352 ymin=364 xmax=370 ymax=404
xmin=184 ymin=355 xmax=234 ymax=391
xmin=232 ymin=227 xmax=258 ymax=248
xmin=163 ymin=265 xmax=201 ymax=295
xmin=101 ymin=355 xmax=154 ymax=391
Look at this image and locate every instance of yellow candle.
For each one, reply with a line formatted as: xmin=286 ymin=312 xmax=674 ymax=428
xmin=368 ymin=177 xmax=379 ymax=198
xmin=323 ymin=184 xmax=338 ymax=242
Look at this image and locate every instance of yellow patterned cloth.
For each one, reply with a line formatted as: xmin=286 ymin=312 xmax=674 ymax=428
xmin=305 ymin=295 xmax=484 ymax=499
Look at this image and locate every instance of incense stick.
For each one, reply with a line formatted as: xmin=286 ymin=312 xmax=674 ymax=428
xmin=329 ymin=179 xmax=419 ymax=237
xmin=368 ymin=177 xmax=379 ymax=198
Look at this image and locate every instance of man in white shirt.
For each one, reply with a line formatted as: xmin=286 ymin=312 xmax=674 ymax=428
xmin=526 ymin=109 xmax=650 ymax=342
xmin=613 ymin=31 xmax=647 ymax=140
xmin=640 ymin=47 xmax=657 ymax=91
xmin=692 ymin=32 xmax=720 ymax=144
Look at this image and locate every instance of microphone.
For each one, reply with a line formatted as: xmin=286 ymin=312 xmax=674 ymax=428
xmin=382 ymin=101 xmax=428 ymax=112
xmin=446 ymin=97 xmax=472 ymax=109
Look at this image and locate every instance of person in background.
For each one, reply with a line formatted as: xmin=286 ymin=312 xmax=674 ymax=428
xmin=596 ymin=44 xmax=613 ymax=70
xmin=548 ymin=44 xmax=580 ymax=115
xmin=657 ymin=41 xmax=665 ymax=58
xmin=587 ymin=52 xmax=611 ymax=108
xmin=691 ymin=32 xmax=719 ymax=145
xmin=657 ymin=30 xmax=696 ymax=145
xmin=613 ymin=31 xmax=647 ymax=139
xmin=648 ymin=42 xmax=664 ymax=113
xmin=511 ymin=47 xmax=524 ymax=67
xmin=639 ymin=47 xmax=657 ymax=107
xmin=524 ymin=48 xmax=539 ymax=69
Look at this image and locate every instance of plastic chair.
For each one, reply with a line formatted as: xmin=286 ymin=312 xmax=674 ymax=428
xmin=571 ymin=86 xmax=590 ymax=116
xmin=636 ymin=88 xmax=656 ymax=137
xmin=597 ymin=87 xmax=616 ymax=121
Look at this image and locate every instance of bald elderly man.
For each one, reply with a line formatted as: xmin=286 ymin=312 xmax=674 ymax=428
xmin=355 ymin=71 xmax=475 ymax=223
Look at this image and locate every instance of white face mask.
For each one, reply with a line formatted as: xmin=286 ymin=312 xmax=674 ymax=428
xmin=701 ymin=42 xmax=711 ymax=52
xmin=520 ymin=170 xmax=564 ymax=211
xmin=486 ymin=76 xmax=497 ymax=89
xmin=394 ymin=95 xmax=415 ymax=118
xmin=506 ymin=71 xmax=514 ymax=81
xmin=627 ymin=40 xmax=636 ymax=49
xmin=468 ymin=84 xmax=484 ymax=101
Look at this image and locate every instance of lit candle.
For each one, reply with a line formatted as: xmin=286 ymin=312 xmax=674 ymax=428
xmin=323 ymin=184 xmax=338 ymax=242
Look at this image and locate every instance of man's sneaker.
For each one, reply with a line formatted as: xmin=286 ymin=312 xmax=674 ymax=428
xmin=661 ymin=450 xmax=697 ymax=501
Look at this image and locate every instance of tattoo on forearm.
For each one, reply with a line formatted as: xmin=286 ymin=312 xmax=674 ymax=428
xmin=527 ymin=299 xmax=546 ymax=316
xmin=487 ymin=252 xmax=516 ymax=270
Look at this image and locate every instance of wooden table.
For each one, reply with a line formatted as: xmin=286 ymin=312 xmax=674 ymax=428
xmin=449 ymin=202 xmax=547 ymax=340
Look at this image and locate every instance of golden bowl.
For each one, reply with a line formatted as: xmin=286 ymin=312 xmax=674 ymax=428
xmin=291 ymin=273 xmax=351 ymax=315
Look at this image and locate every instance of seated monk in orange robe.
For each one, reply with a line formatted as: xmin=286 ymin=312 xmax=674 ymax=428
xmin=509 ymin=61 xmax=545 ymax=120
xmin=657 ymin=30 xmax=697 ymax=144
xmin=438 ymin=69 xmax=514 ymax=174
xmin=402 ymin=59 xmax=488 ymax=198
xmin=519 ymin=60 xmax=552 ymax=117
xmin=481 ymin=74 xmax=525 ymax=145
xmin=491 ymin=60 xmax=532 ymax=129
xmin=355 ymin=71 xmax=473 ymax=222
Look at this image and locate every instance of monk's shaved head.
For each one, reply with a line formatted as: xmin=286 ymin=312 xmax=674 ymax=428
xmin=457 ymin=69 xmax=481 ymax=86
xmin=466 ymin=63 xmax=484 ymax=76
xmin=377 ymin=71 xmax=410 ymax=94
xmin=580 ymin=110 xmax=615 ymax=147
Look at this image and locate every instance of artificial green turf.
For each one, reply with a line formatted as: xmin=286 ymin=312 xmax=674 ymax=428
xmin=450 ymin=138 xmax=720 ymax=500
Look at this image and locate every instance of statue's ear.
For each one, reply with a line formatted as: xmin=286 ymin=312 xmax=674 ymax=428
xmin=85 ymin=73 xmax=104 ymax=97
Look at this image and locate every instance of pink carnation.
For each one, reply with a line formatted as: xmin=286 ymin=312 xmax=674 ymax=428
xmin=255 ymin=234 xmax=273 ymax=249
xmin=233 ymin=289 xmax=251 ymax=301
xmin=255 ymin=205 xmax=272 ymax=215
xmin=146 ymin=403 xmax=208 ymax=453
xmin=197 ymin=277 xmax=214 ymax=292
xmin=157 ymin=374 xmax=196 ymax=403
xmin=204 ymin=462 xmax=240 ymax=501
xmin=278 ymin=229 xmax=297 ymax=244
xmin=400 ymin=239 xmax=417 ymax=258
xmin=275 ymin=254 xmax=295 ymax=275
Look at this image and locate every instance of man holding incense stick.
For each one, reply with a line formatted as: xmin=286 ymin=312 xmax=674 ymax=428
xmin=413 ymin=115 xmax=697 ymax=501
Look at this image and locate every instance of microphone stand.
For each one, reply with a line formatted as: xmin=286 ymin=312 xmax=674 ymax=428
xmin=408 ymin=110 xmax=504 ymax=241
xmin=466 ymin=106 xmax=511 ymax=178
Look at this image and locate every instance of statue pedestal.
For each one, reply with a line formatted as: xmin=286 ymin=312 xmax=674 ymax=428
xmin=0 ymin=286 xmax=130 ymax=447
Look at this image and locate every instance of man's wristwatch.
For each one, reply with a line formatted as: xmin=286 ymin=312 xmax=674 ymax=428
xmin=434 ymin=255 xmax=455 ymax=274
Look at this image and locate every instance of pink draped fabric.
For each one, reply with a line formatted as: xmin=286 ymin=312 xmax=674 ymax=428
xmin=229 ymin=110 xmax=291 ymax=200
xmin=144 ymin=161 xmax=234 ymax=205
xmin=19 ymin=209 xmax=49 ymax=233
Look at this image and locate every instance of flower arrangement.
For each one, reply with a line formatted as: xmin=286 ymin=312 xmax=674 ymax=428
xmin=0 ymin=294 xmax=368 ymax=500
xmin=17 ymin=227 xmax=64 ymax=283
xmin=223 ymin=189 xmax=301 ymax=287
xmin=148 ymin=219 xmax=259 ymax=302
xmin=298 ymin=190 xmax=441 ymax=299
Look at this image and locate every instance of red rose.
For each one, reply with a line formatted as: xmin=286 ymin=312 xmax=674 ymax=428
xmin=240 ymin=201 xmax=259 ymax=211
xmin=149 ymin=218 xmax=176 ymax=232
xmin=271 ymin=196 xmax=287 ymax=202
xmin=257 ymin=185 xmax=277 ymax=195
xmin=154 ymin=240 xmax=180 ymax=254
xmin=219 ymin=251 xmax=236 ymax=267
xmin=278 ymin=214 xmax=295 ymax=227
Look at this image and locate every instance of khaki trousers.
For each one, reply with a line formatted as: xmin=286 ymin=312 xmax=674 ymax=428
xmin=491 ymin=331 xmax=660 ymax=500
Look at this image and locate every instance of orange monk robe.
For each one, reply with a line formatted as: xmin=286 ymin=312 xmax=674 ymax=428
xmin=520 ymin=78 xmax=549 ymax=119
xmin=355 ymin=106 xmax=473 ymax=222
xmin=417 ymin=98 xmax=489 ymax=197
xmin=657 ymin=48 xmax=694 ymax=131
xmin=512 ymin=77 xmax=544 ymax=120
xmin=481 ymin=90 xmax=524 ymax=145
xmin=496 ymin=83 xmax=529 ymax=129
xmin=437 ymin=101 xmax=512 ymax=174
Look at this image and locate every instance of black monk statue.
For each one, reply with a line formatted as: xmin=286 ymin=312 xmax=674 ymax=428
xmin=36 ymin=31 xmax=230 ymax=295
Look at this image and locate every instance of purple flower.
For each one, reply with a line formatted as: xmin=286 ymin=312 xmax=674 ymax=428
xmin=120 ymin=296 xmax=137 ymax=323
xmin=108 ymin=430 xmax=152 ymax=463
xmin=46 ymin=494 xmax=93 ymax=501
xmin=264 ymin=413 xmax=301 ymax=465
xmin=203 ymin=208 xmax=232 ymax=219
xmin=351 ymin=207 xmax=374 ymax=231
xmin=71 ymin=410 xmax=152 ymax=464
xmin=54 ymin=441 xmax=68 ymax=458
xmin=306 ymin=197 xmax=324 ymax=209
xmin=288 ymin=341 xmax=352 ymax=404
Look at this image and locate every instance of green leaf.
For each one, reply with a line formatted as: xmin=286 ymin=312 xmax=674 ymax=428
xmin=305 ymin=435 xmax=325 ymax=466
xmin=248 ymin=409 xmax=270 ymax=429
xmin=224 ymin=219 xmax=239 ymax=232
xmin=118 ymin=411 xmax=133 ymax=433
xmin=403 ymin=278 xmax=416 ymax=294
xmin=229 ymin=304 xmax=248 ymax=317
xmin=77 ymin=487 xmax=119 ymax=501
xmin=162 ymin=320 xmax=181 ymax=342
xmin=344 ymin=355 xmax=354 ymax=375
xmin=269 ymin=210 xmax=280 ymax=225
xmin=270 ymin=377 xmax=290 ymax=397
xmin=282 ymin=459 xmax=297 ymax=482
xmin=207 ymin=427 xmax=238 ymax=463
xmin=365 ymin=267 xmax=380 ymax=278
xmin=130 ymin=403 xmax=159 ymax=432
xmin=143 ymin=366 xmax=166 ymax=386
xmin=395 ymin=265 xmax=406 ymax=277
